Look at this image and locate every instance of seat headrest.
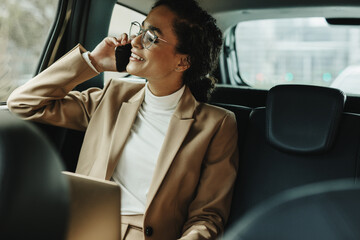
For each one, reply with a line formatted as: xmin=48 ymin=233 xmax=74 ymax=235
xmin=0 ymin=111 xmax=69 ymax=239
xmin=266 ymin=85 xmax=345 ymax=154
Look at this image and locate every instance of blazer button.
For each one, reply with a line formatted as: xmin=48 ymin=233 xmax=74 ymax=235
xmin=145 ymin=226 xmax=153 ymax=236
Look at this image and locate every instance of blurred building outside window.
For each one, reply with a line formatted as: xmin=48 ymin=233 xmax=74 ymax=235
xmin=0 ymin=0 xmax=59 ymax=103
xmin=235 ymin=17 xmax=360 ymax=95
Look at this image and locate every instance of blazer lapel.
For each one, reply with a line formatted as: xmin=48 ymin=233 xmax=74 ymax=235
xmin=146 ymin=87 xmax=198 ymax=208
xmin=105 ymin=87 xmax=145 ymax=180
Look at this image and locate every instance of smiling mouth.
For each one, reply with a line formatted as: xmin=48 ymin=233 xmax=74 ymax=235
xmin=131 ymin=53 xmax=144 ymax=61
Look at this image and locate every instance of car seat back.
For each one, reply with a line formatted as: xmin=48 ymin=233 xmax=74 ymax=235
xmin=0 ymin=111 xmax=70 ymax=240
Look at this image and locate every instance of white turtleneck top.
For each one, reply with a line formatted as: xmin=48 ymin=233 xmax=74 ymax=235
xmin=112 ymin=82 xmax=185 ymax=215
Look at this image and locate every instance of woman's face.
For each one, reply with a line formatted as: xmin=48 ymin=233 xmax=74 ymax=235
xmin=126 ymin=6 xmax=187 ymax=86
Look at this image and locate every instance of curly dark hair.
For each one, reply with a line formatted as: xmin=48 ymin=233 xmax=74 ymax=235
xmin=152 ymin=0 xmax=223 ymax=102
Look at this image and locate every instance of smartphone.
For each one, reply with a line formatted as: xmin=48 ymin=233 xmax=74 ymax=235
xmin=115 ymin=43 xmax=132 ymax=72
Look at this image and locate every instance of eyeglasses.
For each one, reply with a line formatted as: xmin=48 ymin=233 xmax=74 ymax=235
xmin=129 ymin=21 xmax=168 ymax=49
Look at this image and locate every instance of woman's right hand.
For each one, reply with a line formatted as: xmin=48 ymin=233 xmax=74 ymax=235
xmin=89 ymin=34 xmax=130 ymax=72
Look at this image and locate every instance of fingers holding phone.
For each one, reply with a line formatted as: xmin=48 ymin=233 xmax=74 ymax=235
xmin=89 ymin=34 xmax=131 ymax=72
xmin=114 ymin=33 xmax=132 ymax=72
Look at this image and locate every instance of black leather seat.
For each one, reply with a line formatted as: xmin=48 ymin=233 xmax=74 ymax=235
xmin=212 ymin=103 xmax=252 ymax=149
xmin=226 ymin=85 xmax=360 ymax=228
xmin=0 ymin=111 xmax=70 ymax=240
xmin=224 ymin=179 xmax=360 ymax=240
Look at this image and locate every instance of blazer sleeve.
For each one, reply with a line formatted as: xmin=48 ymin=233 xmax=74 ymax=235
xmin=7 ymin=44 xmax=105 ymax=131
xmin=180 ymin=112 xmax=239 ymax=240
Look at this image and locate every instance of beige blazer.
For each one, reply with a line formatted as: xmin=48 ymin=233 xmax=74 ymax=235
xmin=7 ymin=45 xmax=239 ymax=240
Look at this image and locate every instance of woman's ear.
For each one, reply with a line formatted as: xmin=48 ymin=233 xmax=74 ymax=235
xmin=175 ymin=55 xmax=190 ymax=72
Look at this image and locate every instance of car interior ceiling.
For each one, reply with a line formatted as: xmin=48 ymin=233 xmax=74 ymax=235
xmin=3 ymin=0 xmax=360 ymax=237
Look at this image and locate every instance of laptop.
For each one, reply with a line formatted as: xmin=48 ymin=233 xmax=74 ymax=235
xmin=62 ymin=171 xmax=121 ymax=240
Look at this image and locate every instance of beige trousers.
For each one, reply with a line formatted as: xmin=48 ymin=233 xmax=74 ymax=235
xmin=121 ymin=215 xmax=144 ymax=240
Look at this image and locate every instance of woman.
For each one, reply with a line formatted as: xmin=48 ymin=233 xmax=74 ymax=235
xmin=7 ymin=0 xmax=238 ymax=239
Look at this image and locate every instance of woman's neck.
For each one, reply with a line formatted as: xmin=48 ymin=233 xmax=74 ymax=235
xmin=147 ymin=78 xmax=184 ymax=96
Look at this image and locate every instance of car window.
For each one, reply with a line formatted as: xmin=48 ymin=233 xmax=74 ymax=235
xmin=104 ymin=3 xmax=146 ymax=83
xmin=224 ymin=17 xmax=360 ymax=95
xmin=1 ymin=0 xmax=59 ymax=103
xmin=330 ymin=65 xmax=360 ymax=95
